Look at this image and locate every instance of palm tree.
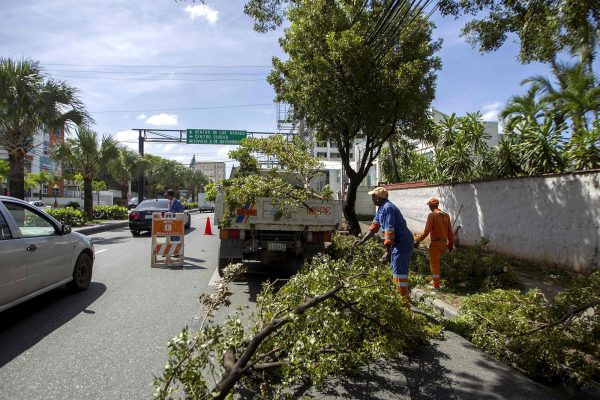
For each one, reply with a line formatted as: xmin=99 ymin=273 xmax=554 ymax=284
xmin=28 ymin=170 xmax=55 ymax=200
xmin=52 ymin=128 xmax=118 ymax=217
xmin=0 ymin=58 xmax=90 ymax=199
xmin=496 ymin=133 xmax=523 ymax=178
xmin=524 ymin=62 xmax=600 ymax=137
xmin=109 ymin=146 xmax=142 ymax=203
xmin=435 ymin=113 xmax=459 ymax=149
xmin=567 ymin=125 xmax=600 ymax=170
xmin=519 ymin=118 xmax=567 ymax=175
xmin=500 ymin=83 xmax=548 ymax=132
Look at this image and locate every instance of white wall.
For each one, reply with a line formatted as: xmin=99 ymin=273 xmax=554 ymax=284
xmin=355 ymin=186 xmax=376 ymax=216
xmin=387 ymin=171 xmax=600 ymax=273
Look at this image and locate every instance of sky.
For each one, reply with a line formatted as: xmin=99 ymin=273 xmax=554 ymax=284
xmin=0 ymin=0 xmax=560 ymax=174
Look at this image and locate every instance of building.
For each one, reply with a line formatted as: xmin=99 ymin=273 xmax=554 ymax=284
xmin=190 ymin=156 xmax=226 ymax=182
xmin=0 ymin=126 xmax=65 ymax=197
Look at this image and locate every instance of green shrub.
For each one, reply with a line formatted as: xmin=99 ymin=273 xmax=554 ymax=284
xmin=66 ymin=201 xmax=81 ymax=209
xmin=181 ymin=201 xmax=198 ymax=210
xmin=47 ymin=207 xmax=86 ymax=226
xmin=448 ymin=272 xmax=600 ymax=385
xmin=411 ymin=238 xmax=523 ymax=293
xmin=91 ymin=205 xmax=128 ymax=220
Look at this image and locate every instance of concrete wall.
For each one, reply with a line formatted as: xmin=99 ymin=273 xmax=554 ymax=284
xmin=355 ymin=186 xmax=376 ymax=216
xmin=386 ymin=171 xmax=600 ymax=273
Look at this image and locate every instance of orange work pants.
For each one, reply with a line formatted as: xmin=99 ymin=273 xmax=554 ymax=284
xmin=428 ymin=241 xmax=447 ymax=288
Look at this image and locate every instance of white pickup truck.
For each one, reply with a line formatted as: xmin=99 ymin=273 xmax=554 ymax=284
xmin=215 ymin=190 xmax=342 ymax=276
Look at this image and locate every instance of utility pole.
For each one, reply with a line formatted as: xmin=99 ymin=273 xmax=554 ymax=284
xmin=137 ymin=129 xmax=144 ymax=204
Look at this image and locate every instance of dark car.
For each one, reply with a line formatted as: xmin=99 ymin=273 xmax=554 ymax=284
xmin=128 ymin=199 xmax=191 ymax=236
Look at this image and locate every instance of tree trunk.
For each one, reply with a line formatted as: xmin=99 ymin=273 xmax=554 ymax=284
xmin=83 ymin=178 xmax=93 ymax=219
xmin=343 ymin=178 xmax=362 ymax=236
xmin=8 ymin=151 xmax=25 ymax=200
xmin=387 ymin=138 xmax=401 ymax=183
xmin=121 ymin=186 xmax=128 ymax=206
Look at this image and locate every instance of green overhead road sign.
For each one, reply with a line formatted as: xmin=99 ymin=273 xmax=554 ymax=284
xmin=186 ymin=129 xmax=247 ymax=145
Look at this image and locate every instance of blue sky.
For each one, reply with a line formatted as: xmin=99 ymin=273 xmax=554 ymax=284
xmin=0 ymin=0 xmax=559 ymax=171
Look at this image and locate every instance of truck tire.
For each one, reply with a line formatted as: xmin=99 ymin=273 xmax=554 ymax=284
xmin=217 ymin=246 xmax=242 ymax=277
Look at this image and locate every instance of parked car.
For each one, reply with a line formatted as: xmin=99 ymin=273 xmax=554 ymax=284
xmin=128 ymin=199 xmax=191 ymax=236
xmin=0 ymin=196 xmax=95 ymax=313
xmin=28 ymin=200 xmax=51 ymax=210
xmin=127 ymin=198 xmax=140 ymax=210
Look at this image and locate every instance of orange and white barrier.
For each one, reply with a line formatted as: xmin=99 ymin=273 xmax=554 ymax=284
xmin=151 ymin=212 xmax=185 ymax=268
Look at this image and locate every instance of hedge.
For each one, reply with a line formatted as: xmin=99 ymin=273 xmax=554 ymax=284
xmin=46 ymin=208 xmax=86 ymax=226
xmin=181 ymin=201 xmax=198 ymax=210
xmin=91 ymin=205 xmax=128 ymax=220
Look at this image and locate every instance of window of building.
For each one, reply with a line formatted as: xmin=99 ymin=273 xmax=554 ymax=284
xmin=330 ymin=152 xmax=340 ymax=159
xmin=317 ymin=152 xmax=327 ymax=158
xmin=316 ymin=141 xmax=328 ymax=148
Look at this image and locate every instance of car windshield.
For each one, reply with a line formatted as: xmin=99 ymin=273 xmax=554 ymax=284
xmin=136 ymin=199 xmax=170 ymax=210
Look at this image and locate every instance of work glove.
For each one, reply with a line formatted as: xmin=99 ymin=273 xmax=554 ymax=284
xmin=379 ymin=253 xmax=391 ymax=263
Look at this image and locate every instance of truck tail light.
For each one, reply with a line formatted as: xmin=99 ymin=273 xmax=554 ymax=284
xmin=220 ymin=229 xmax=243 ymax=240
xmin=129 ymin=212 xmax=141 ymax=220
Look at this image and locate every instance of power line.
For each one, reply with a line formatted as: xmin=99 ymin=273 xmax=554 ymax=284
xmin=44 ymin=63 xmax=271 ymax=69
xmin=90 ymin=103 xmax=274 ymax=114
xmin=51 ymin=74 xmax=266 ymax=82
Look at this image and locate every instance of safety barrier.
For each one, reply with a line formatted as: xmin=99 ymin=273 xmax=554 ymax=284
xmin=151 ymin=212 xmax=185 ymax=268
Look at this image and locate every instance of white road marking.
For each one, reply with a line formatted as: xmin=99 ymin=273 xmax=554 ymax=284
xmin=95 ymin=249 xmax=107 ymax=255
xmin=208 ymin=268 xmax=220 ymax=286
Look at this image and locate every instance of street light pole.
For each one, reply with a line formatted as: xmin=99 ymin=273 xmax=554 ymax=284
xmin=53 ymin=184 xmax=59 ymax=209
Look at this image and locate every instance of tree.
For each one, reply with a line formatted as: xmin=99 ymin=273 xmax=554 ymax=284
xmin=0 ymin=58 xmax=90 ymax=199
xmin=109 ymin=146 xmax=142 ymax=203
xmin=92 ymin=180 xmax=107 ymax=206
xmin=27 ymin=170 xmax=55 ymax=200
xmin=567 ymin=125 xmax=600 ymax=170
xmin=267 ymin=0 xmax=440 ymax=235
xmin=437 ymin=0 xmax=600 ymax=68
xmin=0 ymin=159 xmax=8 ymax=191
xmin=379 ymin=138 xmax=436 ymax=183
xmin=52 ymin=128 xmax=118 ymax=217
xmin=499 ymin=83 xmax=548 ymax=132
xmin=524 ymin=62 xmax=600 ymax=137
xmin=519 ymin=118 xmax=566 ymax=175
xmin=496 ymin=133 xmax=523 ymax=178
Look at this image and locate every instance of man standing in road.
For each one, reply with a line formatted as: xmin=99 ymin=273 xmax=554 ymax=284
xmin=165 ymin=189 xmax=185 ymax=213
xmin=352 ymin=187 xmax=414 ymax=306
xmin=414 ymin=198 xmax=454 ymax=290
xmin=165 ymin=189 xmax=185 ymax=242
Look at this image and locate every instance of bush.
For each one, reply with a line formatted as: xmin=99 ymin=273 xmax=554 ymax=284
xmin=411 ymin=238 xmax=523 ymax=294
xmin=66 ymin=201 xmax=81 ymax=209
xmin=448 ymin=272 xmax=600 ymax=385
xmin=47 ymin=207 xmax=86 ymax=226
xmin=91 ymin=205 xmax=128 ymax=220
xmin=181 ymin=201 xmax=198 ymax=210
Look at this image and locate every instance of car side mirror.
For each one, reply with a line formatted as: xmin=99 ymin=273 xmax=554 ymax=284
xmin=61 ymin=224 xmax=72 ymax=234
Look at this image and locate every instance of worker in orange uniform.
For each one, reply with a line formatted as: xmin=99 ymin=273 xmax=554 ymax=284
xmin=414 ymin=198 xmax=454 ymax=290
xmin=353 ymin=187 xmax=414 ymax=306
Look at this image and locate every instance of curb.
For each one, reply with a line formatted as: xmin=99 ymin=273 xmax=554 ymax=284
xmin=73 ymin=221 xmax=129 ymax=236
xmin=411 ymin=288 xmax=459 ymax=319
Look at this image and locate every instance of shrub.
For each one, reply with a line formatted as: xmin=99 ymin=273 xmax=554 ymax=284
xmin=448 ymin=272 xmax=600 ymax=385
xmin=411 ymin=238 xmax=523 ymax=293
xmin=47 ymin=207 xmax=86 ymax=226
xmin=66 ymin=201 xmax=81 ymax=209
xmin=91 ymin=205 xmax=128 ymax=220
xmin=181 ymin=201 xmax=198 ymax=210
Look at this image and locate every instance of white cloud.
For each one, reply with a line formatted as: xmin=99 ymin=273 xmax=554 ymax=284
xmin=184 ymin=4 xmax=219 ymax=24
xmin=146 ymin=113 xmax=179 ymax=126
xmin=481 ymin=102 xmax=503 ymax=121
xmin=112 ymin=130 xmax=138 ymax=150
xmin=136 ymin=113 xmax=147 ymax=120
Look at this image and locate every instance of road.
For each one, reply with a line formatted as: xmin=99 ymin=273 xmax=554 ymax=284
xmin=0 ymin=213 xmax=568 ymax=399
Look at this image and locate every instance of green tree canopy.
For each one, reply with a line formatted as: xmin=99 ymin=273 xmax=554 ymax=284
xmin=268 ymin=0 xmax=440 ymax=234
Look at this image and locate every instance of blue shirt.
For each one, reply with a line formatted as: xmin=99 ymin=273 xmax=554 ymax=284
xmin=168 ymin=198 xmax=185 ymax=213
xmin=371 ymin=199 xmax=413 ymax=252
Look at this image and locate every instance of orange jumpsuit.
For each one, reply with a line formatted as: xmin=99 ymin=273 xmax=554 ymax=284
xmin=416 ymin=209 xmax=454 ymax=288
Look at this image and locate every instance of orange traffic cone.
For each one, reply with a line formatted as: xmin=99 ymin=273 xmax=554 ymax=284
xmin=204 ymin=216 xmax=213 ymax=235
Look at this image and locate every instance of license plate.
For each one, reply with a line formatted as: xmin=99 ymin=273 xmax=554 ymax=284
xmin=145 ymin=214 xmax=153 ymax=219
xmin=267 ymin=242 xmax=286 ymax=251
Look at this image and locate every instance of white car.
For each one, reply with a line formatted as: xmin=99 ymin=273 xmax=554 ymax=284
xmin=0 ymin=196 xmax=95 ymax=312
xmin=28 ymin=200 xmax=51 ymax=210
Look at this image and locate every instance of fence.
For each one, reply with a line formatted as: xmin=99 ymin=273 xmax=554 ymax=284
xmin=385 ymin=171 xmax=600 ymax=273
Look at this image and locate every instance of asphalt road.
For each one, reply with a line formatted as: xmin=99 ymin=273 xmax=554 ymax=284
xmin=0 ymin=213 xmax=569 ymax=399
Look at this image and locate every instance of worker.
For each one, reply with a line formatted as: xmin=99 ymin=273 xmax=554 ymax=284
xmin=165 ymin=189 xmax=185 ymax=242
xmin=352 ymin=187 xmax=413 ymax=306
xmin=414 ymin=198 xmax=454 ymax=290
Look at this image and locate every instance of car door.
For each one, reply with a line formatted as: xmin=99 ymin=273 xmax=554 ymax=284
xmin=1 ymin=200 xmax=74 ymax=295
xmin=0 ymin=205 xmax=26 ymax=307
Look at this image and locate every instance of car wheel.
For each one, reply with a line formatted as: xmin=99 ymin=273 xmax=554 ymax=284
xmin=131 ymin=230 xmax=141 ymax=237
xmin=67 ymin=253 xmax=93 ymax=292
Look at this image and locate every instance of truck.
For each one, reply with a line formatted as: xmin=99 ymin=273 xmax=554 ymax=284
xmin=215 ymin=188 xmax=342 ymax=276
xmin=197 ymin=192 xmax=215 ymax=213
